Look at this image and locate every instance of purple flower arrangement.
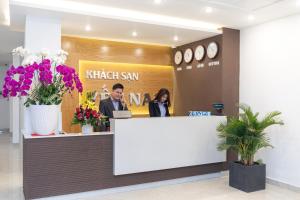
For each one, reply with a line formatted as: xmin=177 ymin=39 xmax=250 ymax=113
xmin=2 ymin=58 xmax=83 ymax=105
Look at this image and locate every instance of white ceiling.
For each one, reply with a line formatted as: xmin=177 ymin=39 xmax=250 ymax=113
xmin=66 ymin=0 xmax=300 ymax=28
xmin=0 ymin=0 xmax=300 ymax=65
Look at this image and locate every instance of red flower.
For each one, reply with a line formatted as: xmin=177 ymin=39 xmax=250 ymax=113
xmin=86 ymin=111 xmax=90 ymax=118
xmin=76 ymin=107 xmax=80 ymax=114
xmin=77 ymin=113 xmax=83 ymax=120
xmin=91 ymin=110 xmax=98 ymax=118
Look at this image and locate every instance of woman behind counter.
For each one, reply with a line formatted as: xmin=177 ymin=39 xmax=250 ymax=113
xmin=149 ymin=88 xmax=171 ymax=117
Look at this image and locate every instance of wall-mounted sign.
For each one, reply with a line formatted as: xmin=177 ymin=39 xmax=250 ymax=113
xmin=208 ymin=61 xmax=220 ymax=67
xmin=86 ymin=70 xmax=139 ymax=81
xmin=79 ymin=60 xmax=174 ymax=115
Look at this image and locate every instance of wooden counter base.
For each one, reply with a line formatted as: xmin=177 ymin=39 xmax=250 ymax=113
xmin=23 ymin=134 xmax=226 ymax=199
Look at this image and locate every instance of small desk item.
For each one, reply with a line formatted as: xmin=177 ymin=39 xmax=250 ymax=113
xmin=113 ymin=110 xmax=132 ymax=119
xmin=188 ymin=111 xmax=211 ymax=116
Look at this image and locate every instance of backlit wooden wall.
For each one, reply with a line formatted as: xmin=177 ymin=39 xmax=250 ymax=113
xmin=79 ymin=61 xmax=174 ymax=115
xmin=61 ymin=36 xmax=172 ymax=133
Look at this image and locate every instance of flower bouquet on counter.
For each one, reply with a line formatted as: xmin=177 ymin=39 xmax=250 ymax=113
xmin=72 ymin=91 xmax=108 ymax=134
xmin=72 ymin=105 xmax=101 ymax=134
xmin=1 ymin=46 xmax=83 ymax=136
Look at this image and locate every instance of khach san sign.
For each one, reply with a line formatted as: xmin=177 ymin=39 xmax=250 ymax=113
xmin=86 ymin=70 xmax=139 ymax=81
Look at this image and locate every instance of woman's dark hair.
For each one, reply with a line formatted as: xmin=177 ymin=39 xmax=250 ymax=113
xmin=154 ymin=88 xmax=171 ymax=107
xmin=112 ymin=83 xmax=124 ymax=91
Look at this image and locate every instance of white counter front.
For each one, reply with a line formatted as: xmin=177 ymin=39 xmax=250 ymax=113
xmin=111 ymin=116 xmax=227 ymax=176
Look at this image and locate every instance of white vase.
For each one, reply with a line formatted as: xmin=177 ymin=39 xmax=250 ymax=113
xmin=82 ymin=124 xmax=93 ymax=135
xmin=29 ymin=105 xmax=60 ymax=135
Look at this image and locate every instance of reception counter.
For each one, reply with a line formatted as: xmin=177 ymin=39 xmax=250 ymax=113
xmin=23 ymin=116 xmax=228 ymax=199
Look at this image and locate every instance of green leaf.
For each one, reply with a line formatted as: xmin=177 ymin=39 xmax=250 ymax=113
xmin=216 ymin=103 xmax=283 ymax=166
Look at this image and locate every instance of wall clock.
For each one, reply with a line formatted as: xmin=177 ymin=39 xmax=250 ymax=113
xmin=174 ymin=50 xmax=183 ymax=65
xmin=194 ymin=45 xmax=205 ymax=61
xmin=207 ymin=42 xmax=219 ymax=59
xmin=184 ymin=48 xmax=193 ymax=63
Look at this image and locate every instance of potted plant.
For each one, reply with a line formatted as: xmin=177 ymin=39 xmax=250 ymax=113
xmin=71 ymin=105 xmax=102 ymax=134
xmin=217 ymin=104 xmax=283 ymax=192
xmin=1 ymin=47 xmax=83 ymax=135
xmin=71 ymin=91 xmax=107 ymax=134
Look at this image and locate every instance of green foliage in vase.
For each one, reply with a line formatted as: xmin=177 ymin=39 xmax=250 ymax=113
xmin=24 ymin=76 xmax=67 ymax=107
xmin=217 ymin=104 xmax=284 ymax=166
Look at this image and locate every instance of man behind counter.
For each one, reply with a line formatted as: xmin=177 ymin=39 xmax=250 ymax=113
xmin=99 ymin=83 xmax=128 ymax=118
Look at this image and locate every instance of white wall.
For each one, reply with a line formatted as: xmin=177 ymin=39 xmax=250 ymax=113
xmin=0 ymin=66 xmax=9 ymax=130
xmin=240 ymin=14 xmax=300 ymax=188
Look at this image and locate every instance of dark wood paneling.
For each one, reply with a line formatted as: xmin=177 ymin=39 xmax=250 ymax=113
xmin=221 ymin=28 xmax=240 ymax=117
xmin=221 ymin=28 xmax=240 ymax=163
xmin=23 ymin=135 xmax=226 ymax=199
xmin=173 ymin=35 xmax=223 ymax=116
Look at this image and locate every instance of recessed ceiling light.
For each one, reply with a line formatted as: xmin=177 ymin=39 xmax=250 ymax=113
xmin=132 ymin=31 xmax=138 ymax=37
xmin=205 ymin=7 xmax=213 ymax=13
xmin=173 ymin=35 xmax=179 ymax=41
xmin=135 ymin=48 xmax=143 ymax=56
xmin=101 ymin=46 xmax=109 ymax=53
xmin=154 ymin=0 xmax=162 ymax=5
xmin=85 ymin=24 xmax=91 ymax=31
xmin=248 ymin=15 xmax=255 ymax=21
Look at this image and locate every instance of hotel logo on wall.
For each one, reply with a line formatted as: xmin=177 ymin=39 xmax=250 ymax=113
xmin=174 ymin=41 xmax=220 ymax=71
xmin=86 ymin=70 xmax=139 ymax=81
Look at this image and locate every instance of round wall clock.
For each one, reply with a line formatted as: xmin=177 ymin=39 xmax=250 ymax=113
xmin=194 ymin=45 xmax=205 ymax=61
xmin=207 ymin=42 xmax=219 ymax=59
xmin=174 ymin=50 xmax=183 ymax=65
xmin=184 ymin=48 xmax=193 ymax=63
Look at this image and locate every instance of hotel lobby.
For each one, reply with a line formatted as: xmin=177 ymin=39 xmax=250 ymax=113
xmin=0 ymin=0 xmax=300 ymax=200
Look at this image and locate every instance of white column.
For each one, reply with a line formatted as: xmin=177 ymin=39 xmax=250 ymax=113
xmin=23 ymin=15 xmax=62 ymax=135
xmin=10 ymin=55 xmax=21 ymax=143
xmin=25 ymin=15 xmax=61 ymax=53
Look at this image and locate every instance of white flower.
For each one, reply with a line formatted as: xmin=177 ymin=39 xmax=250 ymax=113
xmin=57 ymin=49 xmax=69 ymax=57
xmin=22 ymin=55 xmax=40 ymax=66
xmin=40 ymin=48 xmax=50 ymax=57
xmin=12 ymin=46 xmax=30 ymax=57
xmin=52 ymin=55 xmax=65 ymax=65
xmin=54 ymin=49 xmax=68 ymax=64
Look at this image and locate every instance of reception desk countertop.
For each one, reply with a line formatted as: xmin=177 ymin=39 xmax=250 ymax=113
xmin=23 ymin=131 xmax=113 ymax=139
xmin=23 ymin=116 xmax=229 ymax=200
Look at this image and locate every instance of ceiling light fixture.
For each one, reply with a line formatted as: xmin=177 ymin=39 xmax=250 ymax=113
xmin=248 ymin=15 xmax=255 ymax=21
xmin=101 ymin=46 xmax=109 ymax=53
xmin=0 ymin=0 xmax=10 ymax=26
xmin=173 ymin=35 xmax=179 ymax=41
xmin=85 ymin=24 xmax=91 ymax=31
xmin=205 ymin=7 xmax=213 ymax=13
xmin=154 ymin=0 xmax=162 ymax=5
xmin=10 ymin=0 xmax=222 ymax=33
xmin=132 ymin=31 xmax=138 ymax=37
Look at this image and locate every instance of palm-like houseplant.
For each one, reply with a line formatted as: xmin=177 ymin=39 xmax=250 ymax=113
xmin=217 ymin=104 xmax=283 ymax=192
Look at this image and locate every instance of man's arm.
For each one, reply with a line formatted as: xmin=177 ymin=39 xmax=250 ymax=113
xmin=99 ymin=100 xmax=106 ymax=115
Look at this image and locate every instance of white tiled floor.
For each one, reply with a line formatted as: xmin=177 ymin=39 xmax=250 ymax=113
xmin=0 ymin=132 xmax=299 ymax=200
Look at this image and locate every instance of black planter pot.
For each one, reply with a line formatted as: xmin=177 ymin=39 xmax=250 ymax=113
xmin=229 ymin=161 xmax=266 ymax=193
